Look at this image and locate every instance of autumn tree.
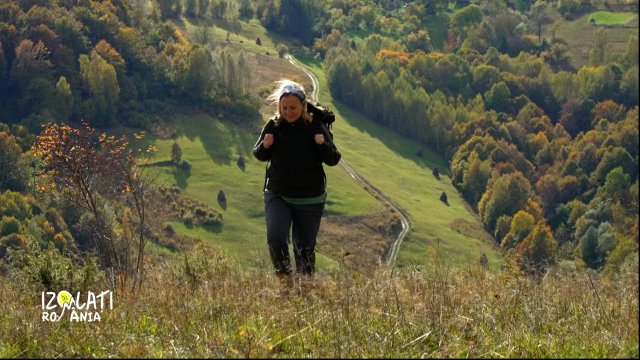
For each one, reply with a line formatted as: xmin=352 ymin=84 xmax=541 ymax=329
xmin=510 ymin=210 xmax=536 ymax=245
xmin=34 ymin=122 xmax=157 ymax=292
xmin=79 ymin=51 xmax=120 ymax=127
xmin=515 ymin=222 xmax=559 ymax=272
xmin=478 ymin=171 xmax=533 ymax=234
xmin=10 ymin=39 xmax=53 ymax=91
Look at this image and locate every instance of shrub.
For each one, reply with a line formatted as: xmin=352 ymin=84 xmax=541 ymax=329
xmin=276 ymin=44 xmax=289 ymax=58
xmin=6 ymin=242 xmax=104 ymax=293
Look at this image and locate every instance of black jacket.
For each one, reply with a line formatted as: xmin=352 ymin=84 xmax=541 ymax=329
xmin=253 ymin=117 xmax=341 ymax=198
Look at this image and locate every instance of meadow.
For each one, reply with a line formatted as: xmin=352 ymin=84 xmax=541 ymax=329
xmin=0 ymin=243 xmax=637 ymax=358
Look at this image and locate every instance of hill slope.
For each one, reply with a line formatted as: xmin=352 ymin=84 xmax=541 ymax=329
xmin=155 ymin=17 xmax=501 ymax=272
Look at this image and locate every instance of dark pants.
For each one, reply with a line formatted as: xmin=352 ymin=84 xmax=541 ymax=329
xmin=264 ymin=192 xmax=325 ymax=276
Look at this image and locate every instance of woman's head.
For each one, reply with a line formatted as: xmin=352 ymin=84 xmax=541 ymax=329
xmin=266 ymin=80 xmax=310 ymax=125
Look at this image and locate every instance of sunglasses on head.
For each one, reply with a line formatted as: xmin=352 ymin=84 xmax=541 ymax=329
xmin=279 ymin=85 xmax=305 ymax=102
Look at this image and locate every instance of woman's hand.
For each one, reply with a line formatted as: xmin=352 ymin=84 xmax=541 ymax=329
xmin=314 ymin=134 xmax=325 ymax=145
xmin=263 ymin=134 xmax=274 ymax=149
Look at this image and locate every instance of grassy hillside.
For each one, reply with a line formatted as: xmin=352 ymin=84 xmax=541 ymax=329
xmin=588 ymin=11 xmax=638 ymax=25
xmin=137 ymin=112 xmax=388 ymax=271
xmin=160 ymin=16 xmax=501 ymax=271
xmin=292 ymin=56 xmax=501 ymax=270
xmin=2 ymin=247 xmax=637 ymax=358
xmin=546 ymin=9 xmax=639 ymax=68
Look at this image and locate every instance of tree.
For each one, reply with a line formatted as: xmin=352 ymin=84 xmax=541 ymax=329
xmin=603 ymin=167 xmax=631 ymax=199
xmin=79 ymin=52 xmax=120 ymax=126
xmin=95 ymin=39 xmax=124 ymax=70
xmin=405 ymin=30 xmax=432 ymax=53
xmin=516 ymin=222 xmax=559 ymax=271
xmin=0 ymin=132 xmax=30 ymax=192
xmin=510 ymin=210 xmax=536 ymax=244
xmin=35 ymin=123 xmax=157 ymax=292
xmin=484 ymin=82 xmax=511 ymax=113
xmin=593 ymin=147 xmax=635 ymax=186
xmin=185 ymin=0 xmax=197 ymax=17
xmin=591 ymin=100 xmax=626 ymax=127
xmin=53 ymin=76 xmax=73 ymax=122
xmin=461 ymin=151 xmax=491 ymax=205
xmin=186 ymin=47 xmax=215 ymax=98
xmin=157 ymin=0 xmax=180 ymax=19
xmin=589 ymin=29 xmax=607 ymax=67
xmin=238 ymin=0 xmax=253 ymax=17
xmin=171 ymin=142 xmax=182 ymax=165
xmin=472 ymin=64 xmax=502 ymax=95
xmin=528 ymin=1 xmax=551 ymax=43
xmin=623 ymin=35 xmax=639 ymax=67
xmin=578 ymin=226 xmax=599 ymax=268
xmin=193 ymin=22 xmax=214 ymax=46
xmin=198 ymin=0 xmax=210 ymax=18
xmin=10 ymin=39 xmax=53 ymax=91
xmin=620 ymin=66 xmax=639 ymax=107
xmin=450 ymin=5 xmax=484 ymax=35
xmin=478 ymin=172 xmax=532 ymax=234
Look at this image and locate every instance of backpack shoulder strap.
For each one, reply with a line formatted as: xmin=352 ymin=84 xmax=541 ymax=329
xmin=263 ymin=118 xmax=278 ymax=191
xmin=308 ymin=120 xmax=327 ymax=191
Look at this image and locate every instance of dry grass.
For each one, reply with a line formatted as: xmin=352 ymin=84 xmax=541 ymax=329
xmin=318 ymin=212 xmax=398 ymax=276
xmin=1 ymin=244 xmax=638 ymax=358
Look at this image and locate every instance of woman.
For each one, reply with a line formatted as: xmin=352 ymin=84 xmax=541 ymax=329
xmin=253 ymin=80 xmax=341 ymax=281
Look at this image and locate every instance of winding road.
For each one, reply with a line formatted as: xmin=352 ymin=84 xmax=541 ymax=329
xmin=285 ymin=55 xmax=411 ymax=266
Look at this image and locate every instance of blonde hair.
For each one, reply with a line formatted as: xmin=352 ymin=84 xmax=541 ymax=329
xmin=266 ymin=80 xmax=312 ymax=126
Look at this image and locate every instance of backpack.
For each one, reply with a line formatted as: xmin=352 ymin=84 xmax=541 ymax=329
xmin=306 ymin=99 xmax=335 ymax=139
xmin=262 ymin=101 xmax=336 ymax=191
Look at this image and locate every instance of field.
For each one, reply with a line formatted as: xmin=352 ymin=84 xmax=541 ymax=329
xmin=136 ymin=112 xmax=389 ymax=271
xmin=546 ymin=9 xmax=639 ymax=68
xmin=1 ymin=248 xmax=637 ymax=358
xmin=588 ymin=11 xmax=638 ymax=25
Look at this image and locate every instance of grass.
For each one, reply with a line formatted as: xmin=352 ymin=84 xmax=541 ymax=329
xmin=292 ymin=55 xmax=502 ymax=270
xmin=588 ymin=11 xmax=638 ymax=25
xmin=174 ymin=16 xmax=301 ymax=56
xmin=138 ymin=112 xmax=385 ymax=271
xmin=1 ymin=244 xmax=638 ymax=358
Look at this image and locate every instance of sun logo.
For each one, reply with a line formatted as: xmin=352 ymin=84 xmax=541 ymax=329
xmin=58 ymin=291 xmax=72 ymax=308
